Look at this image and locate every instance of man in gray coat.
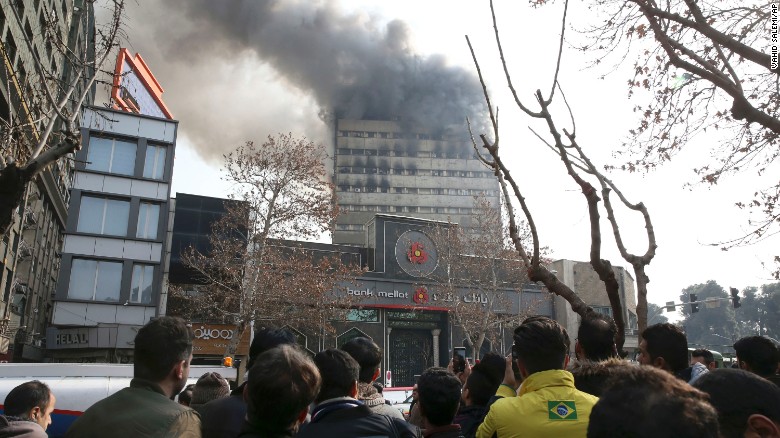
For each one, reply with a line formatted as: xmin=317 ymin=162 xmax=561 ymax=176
xmin=341 ymin=337 xmax=405 ymax=420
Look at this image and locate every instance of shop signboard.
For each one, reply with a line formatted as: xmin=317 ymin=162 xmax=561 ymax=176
xmin=192 ymin=324 xmax=250 ymax=356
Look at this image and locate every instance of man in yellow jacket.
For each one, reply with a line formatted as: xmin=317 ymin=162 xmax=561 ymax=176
xmin=476 ymin=316 xmax=598 ymax=438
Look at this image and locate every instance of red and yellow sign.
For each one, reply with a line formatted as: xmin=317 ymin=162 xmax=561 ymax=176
xmin=407 ymin=242 xmax=429 ymax=264
xmin=413 ymin=286 xmax=430 ymax=304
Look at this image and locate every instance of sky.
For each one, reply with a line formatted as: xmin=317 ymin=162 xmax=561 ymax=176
xmin=114 ymin=0 xmax=777 ymax=321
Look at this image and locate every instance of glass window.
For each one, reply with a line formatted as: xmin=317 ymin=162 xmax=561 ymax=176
xmin=67 ymin=259 xmax=122 ymax=302
xmin=86 ymin=137 xmax=137 ymax=176
xmin=131 ymin=264 xmax=154 ymax=304
xmin=77 ymin=196 xmax=130 ymax=236
xmin=143 ymin=145 xmax=166 ymax=179
xmin=136 ymin=203 xmax=160 ymax=239
xmin=346 ymin=309 xmax=379 ymax=322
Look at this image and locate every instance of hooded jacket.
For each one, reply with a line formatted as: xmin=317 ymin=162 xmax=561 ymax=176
xmin=356 ymin=382 xmax=405 ymax=420
xmin=0 ymin=416 xmax=47 ymax=438
xmin=476 ymin=370 xmax=598 ymax=438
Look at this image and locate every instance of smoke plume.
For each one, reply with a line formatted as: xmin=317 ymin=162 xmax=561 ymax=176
xmin=122 ymin=0 xmax=486 ymax=161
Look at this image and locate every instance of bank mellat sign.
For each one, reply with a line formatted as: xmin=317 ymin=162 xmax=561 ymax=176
xmin=192 ymin=324 xmax=250 ymax=356
xmin=111 ymin=48 xmax=173 ymax=119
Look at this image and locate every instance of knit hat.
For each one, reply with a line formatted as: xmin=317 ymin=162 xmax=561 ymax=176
xmin=190 ymin=372 xmax=230 ymax=408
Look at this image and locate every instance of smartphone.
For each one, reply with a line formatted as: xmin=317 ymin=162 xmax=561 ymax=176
xmin=453 ymin=347 xmax=467 ymax=373
xmin=508 ymin=346 xmax=522 ymax=383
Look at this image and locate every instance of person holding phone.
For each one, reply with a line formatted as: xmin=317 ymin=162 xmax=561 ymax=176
xmin=476 ymin=316 xmax=598 ymax=438
xmin=449 ymin=347 xmax=471 ymax=386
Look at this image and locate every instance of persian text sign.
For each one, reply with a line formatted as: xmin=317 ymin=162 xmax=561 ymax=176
xmin=192 ymin=324 xmax=250 ymax=356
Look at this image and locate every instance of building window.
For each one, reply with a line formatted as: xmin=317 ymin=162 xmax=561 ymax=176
xmin=67 ymin=259 xmax=122 ymax=302
xmin=86 ymin=136 xmax=137 ymax=176
xmin=136 ymin=203 xmax=160 ymax=239
xmin=143 ymin=145 xmax=166 ymax=179
xmin=593 ymin=306 xmax=613 ymax=318
xmin=77 ymin=196 xmax=130 ymax=236
xmin=345 ymin=309 xmax=379 ymax=322
xmin=130 ymin=264 xmax=154 ymax=304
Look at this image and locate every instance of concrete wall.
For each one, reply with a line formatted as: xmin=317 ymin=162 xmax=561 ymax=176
xmin=549 ymin=259 xmax=640 ymax=353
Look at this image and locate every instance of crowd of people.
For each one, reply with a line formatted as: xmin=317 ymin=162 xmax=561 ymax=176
xmin=1 ymin=314 xmax=779 ymax=437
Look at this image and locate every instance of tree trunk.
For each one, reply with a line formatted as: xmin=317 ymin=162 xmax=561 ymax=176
xmin=224 ymin=320 xmax=248 ymax=363
xmin=635 ymin=265 xmax=650 ymax=334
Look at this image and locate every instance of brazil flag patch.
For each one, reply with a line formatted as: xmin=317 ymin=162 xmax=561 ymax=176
xmin=548 ymin=401 xmax=577 ymax=420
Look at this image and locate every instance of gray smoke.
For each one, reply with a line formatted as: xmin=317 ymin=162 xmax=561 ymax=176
xmin=122 ymin=0 xmax=486 ymax=160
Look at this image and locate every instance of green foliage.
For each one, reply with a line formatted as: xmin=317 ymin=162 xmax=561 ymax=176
xmin=679 ymin=281 xmax=737 ymax=351
xmin=680 ymin=280 xmax=780 ymax=353
xmin=646 ymin=302 xmax=669 ymax=325
xmin=735 ymin=284 xmax=780 ymax=341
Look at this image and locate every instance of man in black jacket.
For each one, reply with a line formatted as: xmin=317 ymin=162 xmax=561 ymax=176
xmin=199 ymin=328 xmax=297 ymax=438
xmin=240 ymin=345 xmax=320 ymax=438
xmin=297 ymin=349 xmax=420 ymax=438
xmin=418 ymin=368 xmax=465 ymax=438
xmin=454 ymin=364 xmax=498 ymax=438
xmin=733 ymin=336 xmax=780 ymax=386
xmin=341 ymin=337 xmax=406 ymax=420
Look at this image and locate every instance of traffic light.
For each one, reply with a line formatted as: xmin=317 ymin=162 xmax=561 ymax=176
xmin=690 ymin=293 xmax=699 ymax=313
xmin=222 ymin=356 xmax=233 ymax=367
xmin=730 ymin=287 xmax=741 ymax=309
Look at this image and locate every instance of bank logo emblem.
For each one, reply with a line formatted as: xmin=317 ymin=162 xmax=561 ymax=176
xmin=407 ymin=242 xmax=429 ymax=264
xmin=548 ymin=401 xmax=577 ymax=420
xmin=413 ymin=286 xmax=429 ymax=304
xmin=394 ymin=230 xmax=438 ymax=277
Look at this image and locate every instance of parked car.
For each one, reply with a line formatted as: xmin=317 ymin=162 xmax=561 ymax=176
xmin=393 ymin=393 xmax=415 ymax=419
xmin=383 ymin=386 xmax=413 ymax=418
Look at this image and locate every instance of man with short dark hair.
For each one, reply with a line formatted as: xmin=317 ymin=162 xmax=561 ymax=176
xmin=575 ymin=313 xmax=618 ymax=362
xmin=694 ymin=368 xmax=780 ymax=438
xmin=0 ymin=380 xmax=56 ymax=437
xmin=637 ymin=323 xmax=700 ymax=381
xmin=340 ymin=337 xmax=404 ymax=419
xmin=691 ymin=348 xmax=717 ymax=371
xmin=65 ymin=316 xmax=200 ymax=438
xmin=200 ymin=327 xmax=296 ymax=438
xmin=588 ymin=364 xmax=719 ymax=438
xmin=418 ymin=368 xmax=464 ymax=438
xmin=454 ymin=363 xmax=500 ymax=438
xmin=477 ymin=316 xmax=598 ymax=438
xmin=241 ymin=345 xmax=321 ymax=437
xmin=569 ymin=357 xmax=627 ymax=397
xmin=733 ymin=336 xmax=780 ymax=386
xmin=297 ymin=349 xmax=419 ymax=438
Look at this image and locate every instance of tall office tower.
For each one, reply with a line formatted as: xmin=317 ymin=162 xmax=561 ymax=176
xmin=333 ymin=119 xmax=501 ymax=246
xmin=0 ymin=0 xmax=95 ymax=361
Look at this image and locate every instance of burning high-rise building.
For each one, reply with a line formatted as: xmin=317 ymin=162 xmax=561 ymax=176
xmin=333 ymin=119 xmax=500 ymax=246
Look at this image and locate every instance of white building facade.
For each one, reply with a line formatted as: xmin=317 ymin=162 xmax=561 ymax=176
xmin=48 ymin=107 xmax=177 ymax=362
